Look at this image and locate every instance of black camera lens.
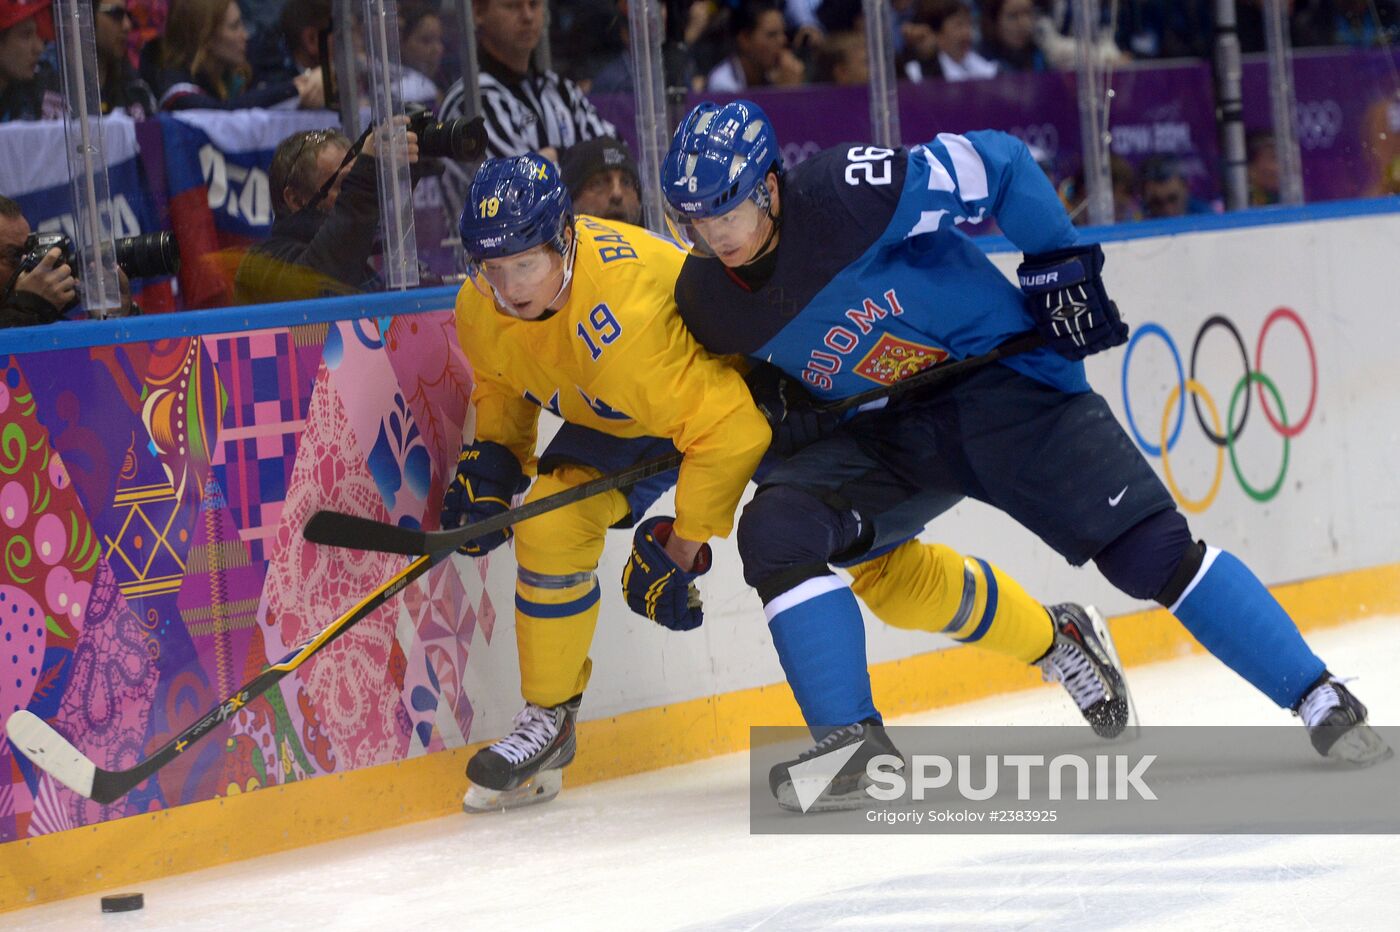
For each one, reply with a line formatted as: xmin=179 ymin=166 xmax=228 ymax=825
xmin=415 ymin=115 xmax=487 ymax=162
xmin=114 ymin=232 xmax=180 ymax=279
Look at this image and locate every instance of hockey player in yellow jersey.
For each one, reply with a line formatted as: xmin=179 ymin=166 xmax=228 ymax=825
xmin=447 ymin=154 xmax=1131 ymax=813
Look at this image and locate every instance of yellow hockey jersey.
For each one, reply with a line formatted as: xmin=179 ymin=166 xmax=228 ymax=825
xmin=454 ymin=215 xmax=770 ymax=542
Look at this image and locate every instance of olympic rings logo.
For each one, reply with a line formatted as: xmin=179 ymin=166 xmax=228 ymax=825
xmin=1295 ymin=100 xmax=1344 ymax=150
xmin=1120 ymin=308 xmax=1318 ymax=514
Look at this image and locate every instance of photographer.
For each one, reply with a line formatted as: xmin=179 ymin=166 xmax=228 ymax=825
xmin=0 ymin=195 xmax=136 ymax=328
xmin=235 ymin=113 xmax=484 ymax=304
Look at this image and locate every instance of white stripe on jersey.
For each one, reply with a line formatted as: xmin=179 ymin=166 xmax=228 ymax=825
xmin=763 ymin=575 xmax=847 ymax=619
xmin=937 ymin=133 xmax=990 ymax=201
xmin=906 ymin=209 xmax=948 ymax=237
xmin=918 ymin=144 xmax=957 ymax=193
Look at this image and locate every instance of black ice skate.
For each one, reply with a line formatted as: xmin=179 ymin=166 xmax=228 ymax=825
xmin=1035 ymin=603 xmax=1132 ymax=739
xmin=769 ymin=721 xmax=905 ymax=813
xmin=1295 ymin=676 xmax=1393 ymax=767
xmin=463 ymin=695 xmax=581 ymax=813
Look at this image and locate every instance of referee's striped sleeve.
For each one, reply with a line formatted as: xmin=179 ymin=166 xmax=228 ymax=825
xmin=561 ymin=76 xmax=615 ymax=140
xmin=479 ymin=80 xmax=529 ymax=157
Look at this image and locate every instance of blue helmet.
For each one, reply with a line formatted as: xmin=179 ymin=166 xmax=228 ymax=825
xmin=661 ymin=100 xmax=784 ymax=220
xmin=459 ymin=154 xmax=573 ymax=262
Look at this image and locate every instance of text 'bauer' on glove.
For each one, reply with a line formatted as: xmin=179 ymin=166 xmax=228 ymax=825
xmin=743 ymin=360 xmax=843 ymax=456
xmin=621 ymin=516 xmax=713 ymax=632
xmin=439 ymin=440 xmax=529 ymax=556
xmin=1017 ymin=242 xmax=1129 ymax=361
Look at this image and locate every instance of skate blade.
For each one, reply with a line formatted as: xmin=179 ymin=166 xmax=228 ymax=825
xmin=773 ymin=780 xmax=870 ymax=814
xmin=1084 ymin=604 xmax=1138 ymax=739
xmin=462 ymin=769 xmax=563 ymax=813
xmin=1325 ymin=723 xmax=1395 ymax=768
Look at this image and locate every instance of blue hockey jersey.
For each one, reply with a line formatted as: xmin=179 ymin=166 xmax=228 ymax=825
xmin=674 ymin=131 xmax=1091 ymax=400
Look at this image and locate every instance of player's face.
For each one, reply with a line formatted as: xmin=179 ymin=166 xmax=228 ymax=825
xmin=475 ymin=243 xmax=567 ymax=319
xmin=687 ymin=176 xmax=778 ymax=268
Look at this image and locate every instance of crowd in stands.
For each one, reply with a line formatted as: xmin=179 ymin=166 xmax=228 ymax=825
xmin=3 ymin=0 xmax=1398 ymax=127
xmin=1 ymin=0 xmax=1396 ymax=323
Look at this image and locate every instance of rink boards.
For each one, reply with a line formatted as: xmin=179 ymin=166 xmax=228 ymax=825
xmin=2 ymin=199 xmax=1399 ymax=910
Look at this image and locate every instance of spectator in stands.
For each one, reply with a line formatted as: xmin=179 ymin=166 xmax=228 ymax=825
xmin=233 ymin=123 xmax=420 ymax=303
xmin=249 ymin=0 xmax=331 ymax=90
xmin=705 ymin=0 xmax=805 ymax=92
xmin=1115 ymin=0 xmax=1213 ymax=60
xmin=1293 ymin=0 xmax=1400 ymax=47
xmin=400 ymin=1 xmax=445 ymax=106
xmin=979 ymin=0 xmax=1047 ymax=72
xmin=1140 ymin=155 xmax=1212 ymax=219
xmin=0 ymin=194 xmax=136 ymax=327
xmin=560 ymin=135 xmax=642 ymax=225
xmin=550 ymin=0 xmax=622 ymax=83
xmin=0 ymin=0 xmax=61 ymax=122
xmin=1058 ymin=155 xmax=1141 ymax=225
xmin=1 ymin=194 xmax=72 ymax=327
xmin=95 ymin=0 xmax=158 ymax=117
xmin=813 ymin=30 xmax=869 ymax=85
xmin=1246 ymin=131 xmax=1281 ymax=206
xmin=1035 ymin=0 xmax=1129 ymax=69
xmin=902 ymin=0 xmax=998 ymax=82
xmin=440 ymin=0 xmax=615 ymax=160
xmin=589 ymin=0 xmax=696 ymax=95
xmin=154 ymin=0 xmax=325 ymax=110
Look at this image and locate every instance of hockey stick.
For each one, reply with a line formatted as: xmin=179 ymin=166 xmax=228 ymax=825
xmin=303 ymin=332 xmax=1046 ymax=557
xmin=4 ymin=549 xmax=447 ymax=805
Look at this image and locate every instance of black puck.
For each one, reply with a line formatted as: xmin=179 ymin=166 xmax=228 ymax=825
xmin=100 ymin=892 xmax=144 ymax=913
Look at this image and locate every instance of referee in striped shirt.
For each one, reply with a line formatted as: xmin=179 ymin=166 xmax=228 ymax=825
xmin=441 ymin=0 xmax=616 ymax=161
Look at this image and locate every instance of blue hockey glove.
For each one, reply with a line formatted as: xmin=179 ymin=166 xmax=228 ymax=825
xmin=440 ymin=441 xmax=528 ymax=556
xmin=1017 ymin=243 xmax=1128 ymax=361
xmin=621 ymin=516 xmax=712 ymax=631
xmin=744 ymin=361 xmax=842 ymax=456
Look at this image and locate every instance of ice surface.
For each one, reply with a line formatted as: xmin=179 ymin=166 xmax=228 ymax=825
xmin=8 ymin=616 xmax=1399 ymax=931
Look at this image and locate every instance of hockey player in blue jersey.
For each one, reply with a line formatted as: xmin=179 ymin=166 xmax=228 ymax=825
xmin=661 ymin=100 xmax=1392 ymax=802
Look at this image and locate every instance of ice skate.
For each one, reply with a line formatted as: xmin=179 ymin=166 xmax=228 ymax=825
xmin=1295 ymin=676 xmax=1393 ymax=767
xmin=463 ymin=696 xmax=580 ymax=813
xmin=769 ymin=722 xmax=904 ymax=813
xmin=1036 ymin=603 xmax=1131 ymax=739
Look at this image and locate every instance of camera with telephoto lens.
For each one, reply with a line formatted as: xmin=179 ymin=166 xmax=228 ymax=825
xmin=19 ymin=231 xmax=181 ymax=280
xmin=404 ymin=105 xmax=487 ymax=162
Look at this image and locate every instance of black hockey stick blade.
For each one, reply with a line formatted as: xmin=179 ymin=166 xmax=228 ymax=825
xmin=303 ymin=333 xmax=1045 ymax=558
xmin=303 ymin=512 xmax=431 ymax=556
xmin=5 ymin=549 xmax=445 ymax=804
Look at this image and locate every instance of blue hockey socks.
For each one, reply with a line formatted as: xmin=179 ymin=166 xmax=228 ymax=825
xmin=764 ymin=575 xmax=879 ymax=736
xmin=1169 ymin=547 xmax=1325 ymax=708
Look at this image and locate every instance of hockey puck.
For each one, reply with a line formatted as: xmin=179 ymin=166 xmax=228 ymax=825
xmin=100 ymin=893 xmax=144 ymax=913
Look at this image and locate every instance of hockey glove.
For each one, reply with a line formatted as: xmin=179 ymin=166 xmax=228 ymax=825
xmin=744 ymin=361 xmax=842 ymax=457
xmin=440 ymin=441 xmax=529 ymax=556
xmin=621 ymin=516 xmax=712 ymax=632
xmin=1017 ymin=243 xmax=1128 ymax=361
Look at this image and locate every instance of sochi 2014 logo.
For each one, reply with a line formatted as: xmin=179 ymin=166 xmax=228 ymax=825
xmin=1120 ymin=309 xmax=1317 ymax=512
